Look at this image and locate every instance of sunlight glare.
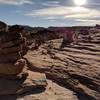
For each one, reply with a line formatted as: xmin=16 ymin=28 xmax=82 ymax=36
xmin=74 ymin=0 xmax=86 ymax=6
xmin=74 ymin=6 xmax=83 ymax=12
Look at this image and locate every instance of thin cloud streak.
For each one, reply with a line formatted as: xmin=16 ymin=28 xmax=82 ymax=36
xmin=88 ymin=2 xmax=100 ymax=6
xmin=41 ymin=1 xmax=60 ymax=7
xmin=0 ymin=0 xmax=33 ymax=5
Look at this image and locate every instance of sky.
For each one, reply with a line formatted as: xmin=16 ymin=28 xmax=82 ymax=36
xmin=0 ymin=0 xmax=100 ymax=27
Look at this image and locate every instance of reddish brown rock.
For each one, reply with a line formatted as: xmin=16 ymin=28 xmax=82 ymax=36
xmin=0 ymin=52 xmax=21 ymax=63
xmin=0 ymin=24 xmax=28 ymax=76
xmin=0 ymin=39 xmax=23 ymax=48
xmin=0 ymin=32 xmax=21 ymax=43
xmin=0 ymin=23 xmax=47 ymax=96
xmin=0 ymin=59 xmax=26 ymax=75
xmin=0 ymin=46 xmax=21 ymax=54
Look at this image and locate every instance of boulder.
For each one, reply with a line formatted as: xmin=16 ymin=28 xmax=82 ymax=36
xmin=0 ymin=71 xmax=47 ymax=95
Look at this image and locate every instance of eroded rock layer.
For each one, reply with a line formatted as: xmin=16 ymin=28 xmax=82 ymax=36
xmin=0 ymin=26 xmax=47 ymax=95
xmin=0 ymin=31 xmax=26 ymax=75
xmin=25 ymin=31 xmax=100 ymax=100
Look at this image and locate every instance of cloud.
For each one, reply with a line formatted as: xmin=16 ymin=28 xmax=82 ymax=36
xmin=26 ymin=6 xmax=99 ymax=17
xmin=64 ymin=7 xmax=100 ymax=19
xmin=26 ymin=6 xmax=69 ymax=16
xmin=88 ymin=3 xmax=100 ymax=6
xmin=75 ymin=19 xmax=100 ymax=26
xmin=25 ymin=6 xmax=100 ymax=25
xmin=41 ymin=1 xmax=60 ymax=7
xmin=77 ymin=19 xmax=100 ymax=22
xmin=0 ymin=0 xmax=33 ymax=5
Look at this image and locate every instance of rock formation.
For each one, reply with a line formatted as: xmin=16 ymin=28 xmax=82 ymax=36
xmin=0 ymin=21 xmax=99 ymax=100
xmin=0 ymin=25 xmax=27 ymax=77
xmin=25 ymin=30 xmax=100 ymax=100
xmin=0 ymin=23 xmax=47 ymax=95
xmin=30 ymin=29 xmax=58 ymax=49
xmin=0 ymin=21 xmax=8 ymax=32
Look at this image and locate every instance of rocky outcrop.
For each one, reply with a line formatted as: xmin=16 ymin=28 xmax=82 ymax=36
xmin=0 ymin=31 xmax=25 ymax=75
xmin=25 ymin=31 xmax=100 ymax=100
xmin=0 ymin=24 xmax=47 ymax=95
xmin=0 ymin=21 xmax=99 ymax=99
xmin=0 ymin=21 xmax=8 ymax=31
xmin=29 ymin=29 xmax=58 ymax=49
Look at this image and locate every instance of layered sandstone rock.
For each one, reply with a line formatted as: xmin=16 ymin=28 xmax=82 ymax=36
xmin=0 ymin=23 xmax=47 ymax=95
xmin=25 ymin=31 xmax=100 ymax=100
xmin=0 ymin=31 xmax=26 ymax=75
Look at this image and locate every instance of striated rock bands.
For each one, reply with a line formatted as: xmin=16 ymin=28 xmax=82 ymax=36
xmin=25 ymin=31 xmax=100 ymax=100
xmin=0 ymin=23 xmax=47 ymax=96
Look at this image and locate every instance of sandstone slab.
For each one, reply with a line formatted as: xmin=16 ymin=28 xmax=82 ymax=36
xmin=0 ymin=71 xmax=47 ymax=95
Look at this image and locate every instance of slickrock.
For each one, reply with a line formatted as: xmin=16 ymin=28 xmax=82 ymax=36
xmin=25 ymin=31 xmax=100 ymax=100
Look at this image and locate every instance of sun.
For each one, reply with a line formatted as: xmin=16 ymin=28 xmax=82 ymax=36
xmin=74 ymin=0 xmax=86 ymax=6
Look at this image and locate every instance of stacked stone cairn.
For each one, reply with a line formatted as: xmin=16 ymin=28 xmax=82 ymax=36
xmin=0 ymin=22 xmax=47 ymax=95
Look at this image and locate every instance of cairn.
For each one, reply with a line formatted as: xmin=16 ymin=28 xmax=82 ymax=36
xmin=0 ymin=22 xmax=47 ymax=95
